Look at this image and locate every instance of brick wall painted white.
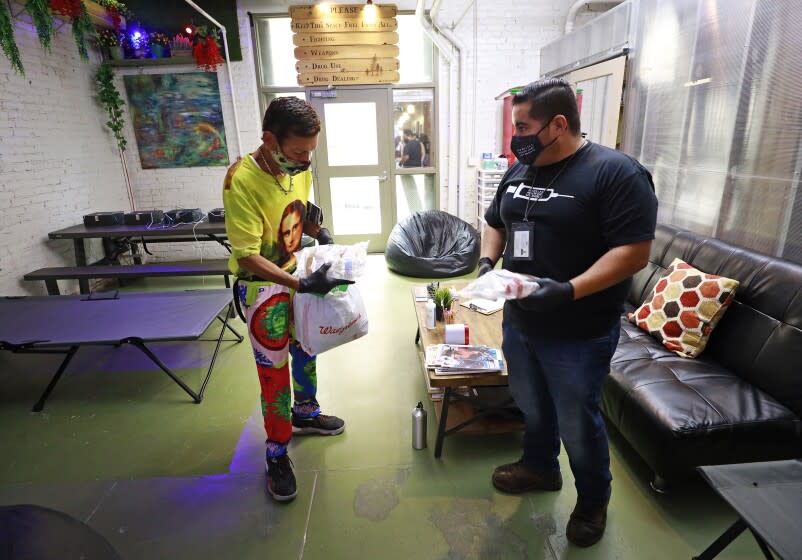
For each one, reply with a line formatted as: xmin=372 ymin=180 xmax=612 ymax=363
xmin=0 ymin=14 xmax=129 ymax=296
xmin=432 ymin=0 xmax=571 ymax=225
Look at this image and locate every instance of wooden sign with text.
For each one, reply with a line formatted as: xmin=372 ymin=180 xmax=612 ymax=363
xmin=296 ymin=58 xmax=399 ymax=73
xmin=293 ymin=31 xmax=398 ymax=47
xmin=290 ymin=4 xmax=399 ymax=86
xmin=294 ymin=45 xmax=399 ymax=60
xmin=291 ymin=18 xmax=397 ymax=33
xmin=297 ymin=71 xmax=400 ymax=86
xmin=290 ymin=4 xmax=397 ymax=20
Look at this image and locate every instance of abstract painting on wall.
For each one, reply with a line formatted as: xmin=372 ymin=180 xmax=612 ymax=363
xmin=123 ymin=72 xmax=229 ymax=169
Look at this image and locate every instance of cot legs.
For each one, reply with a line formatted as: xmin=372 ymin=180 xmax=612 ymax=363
xmin=31 ymin=346 xmax=79 ymax=412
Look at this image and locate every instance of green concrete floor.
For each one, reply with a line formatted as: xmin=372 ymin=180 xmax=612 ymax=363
xmin=0 ymin=256 xmax=762 ymax=559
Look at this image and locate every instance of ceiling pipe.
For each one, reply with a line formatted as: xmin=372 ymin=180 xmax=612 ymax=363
xmin=184 ymin=0 xmax=243 ymax=158
xmin=416 ymin=0 xmax=460 ymax=215
xmin=565 ymin=0 xmax=624 ymax=34
xmin=430 ymin=0 xmax=468 ymax=220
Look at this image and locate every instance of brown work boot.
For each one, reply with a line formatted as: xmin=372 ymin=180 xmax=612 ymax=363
xmin=566 ymin=498 xmax=609 ymax=547
xmin=491 ymin=460 xmax=563 ymax=493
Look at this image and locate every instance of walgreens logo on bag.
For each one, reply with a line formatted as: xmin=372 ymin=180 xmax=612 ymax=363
xmin=319 ymin=314 xmax=362 ymax=335
xmin=294 ymin=284 xmax=369 ymax=355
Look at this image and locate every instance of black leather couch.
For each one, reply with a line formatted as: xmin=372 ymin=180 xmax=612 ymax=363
xmin=602 ymin=224 xmax=802 ymax=489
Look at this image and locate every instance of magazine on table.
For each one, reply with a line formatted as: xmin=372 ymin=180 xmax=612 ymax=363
xmin=425 ymin=344 xmax=503 ymax=374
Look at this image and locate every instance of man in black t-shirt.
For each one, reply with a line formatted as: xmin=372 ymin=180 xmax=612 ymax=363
xmin=479 ymin=78 xmax=657 ymax=548
xmin=401 ymin=129 xmax=423 ymax=167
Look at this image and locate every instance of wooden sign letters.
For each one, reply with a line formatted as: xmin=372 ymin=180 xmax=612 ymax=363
xmin=290 ymin=4 xmax=400 ymax=87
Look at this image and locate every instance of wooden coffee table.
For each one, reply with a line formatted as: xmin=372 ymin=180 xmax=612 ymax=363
xmin=412 ymin=285 xmax=523 ymax=457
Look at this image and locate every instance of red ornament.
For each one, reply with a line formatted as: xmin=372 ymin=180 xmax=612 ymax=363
xmin=49 ymin=0 xmax=82 ymax=18
xmin=193 ymin=34 xmax=224 ymax=72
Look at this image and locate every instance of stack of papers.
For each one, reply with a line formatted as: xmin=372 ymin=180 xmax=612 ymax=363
xmin=459 ymin=297 xmax=504 ymax=315
xmin=425 ymin=344 xmax=504 ymax=375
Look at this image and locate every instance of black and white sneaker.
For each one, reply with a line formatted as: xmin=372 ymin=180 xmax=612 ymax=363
xmin=265 ymin=453 xmax=297 ymax=502
xmin=291 ymin=413 xmax=345 ymax=436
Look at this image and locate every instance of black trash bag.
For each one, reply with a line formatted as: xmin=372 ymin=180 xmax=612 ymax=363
xmin=0 ymin=504 xmax=120 ymax=559
xmin=385 ymin=210 xmax=480 ymax=278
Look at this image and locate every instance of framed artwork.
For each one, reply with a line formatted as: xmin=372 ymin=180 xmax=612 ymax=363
xmin=123 ymin=72 xmax=229 ymax=169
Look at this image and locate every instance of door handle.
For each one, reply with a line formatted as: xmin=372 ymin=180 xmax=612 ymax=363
xmin=378 ymin=171 xmax=388 ymax=182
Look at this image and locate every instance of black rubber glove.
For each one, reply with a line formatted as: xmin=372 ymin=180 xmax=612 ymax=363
xmin=298 ymin=262 xmax=353 ymax=295
xmin=477 ymin=257 xmax=494 ymax=277
xmin=518 ymin=278 xmax=574 ymax=312
xmin=317 ymin=227 xmax=334 ymax=245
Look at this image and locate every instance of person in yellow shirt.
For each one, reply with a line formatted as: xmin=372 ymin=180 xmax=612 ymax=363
xmin=223 ymin=97 xmax=350 ymax=502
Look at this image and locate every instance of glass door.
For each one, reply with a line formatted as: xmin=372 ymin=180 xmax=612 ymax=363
xmin=309 ymin=87 xmax=394 ymax=252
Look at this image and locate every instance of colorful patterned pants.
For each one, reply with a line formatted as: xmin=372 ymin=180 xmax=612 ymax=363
xmin=238 ymin=281 xmax=320 ymax=457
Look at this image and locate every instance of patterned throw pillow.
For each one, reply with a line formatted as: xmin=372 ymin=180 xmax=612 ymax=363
xmin=628 ymin=258 xmax=739 ymax=358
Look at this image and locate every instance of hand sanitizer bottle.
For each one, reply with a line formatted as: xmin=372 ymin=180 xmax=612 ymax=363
xmin=425 ymin=299 xmax=436 ymax=329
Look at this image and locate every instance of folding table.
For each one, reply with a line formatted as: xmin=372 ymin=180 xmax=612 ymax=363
xmin=0 ymin=290 xmax=243 ymax=411
xmin=694 ymin=460 xmax=802 ymax=560
xmin=48 ymin=222 xmax=232 ymax=293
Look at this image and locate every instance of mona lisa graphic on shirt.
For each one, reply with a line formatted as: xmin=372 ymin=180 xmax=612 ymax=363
xmin=278 ymin=200 xmax=305 ymax=271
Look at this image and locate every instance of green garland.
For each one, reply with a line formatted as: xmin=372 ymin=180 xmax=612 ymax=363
xmin=71 ymin=0 xmax=92 ymax=62
xmin=0 ymin=0 xmax=24 ymax=74
xmin=26 ymin=0 xmax=54 ymax=53
xmin=95 ymin=64 xmax=127 ymax=151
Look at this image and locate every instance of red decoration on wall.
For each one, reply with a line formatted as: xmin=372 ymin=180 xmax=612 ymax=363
xmin=106 ymin=6 xmax=122 ymax=32
xmin=48 ymin=0 xmax=82 ymax=18
xmin=193 ymin=34 xmax=223 ymax=72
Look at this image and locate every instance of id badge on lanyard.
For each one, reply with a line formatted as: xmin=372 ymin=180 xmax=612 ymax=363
xmin=511 ymin=166 xmax=538 ymax=261
xmin=511 ymin=221 xmax=534 ymax=261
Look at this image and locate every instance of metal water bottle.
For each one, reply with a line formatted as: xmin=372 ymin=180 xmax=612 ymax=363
xmin=412 ymin=401 xmax=427 ymax=449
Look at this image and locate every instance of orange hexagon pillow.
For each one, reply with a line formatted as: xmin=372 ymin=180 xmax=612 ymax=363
xmin=628 ymin=258 xmax=739 ymax=358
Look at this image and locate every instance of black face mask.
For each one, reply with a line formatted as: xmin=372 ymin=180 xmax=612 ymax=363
xmin=510 ymin=117 xmax=557 ymax=166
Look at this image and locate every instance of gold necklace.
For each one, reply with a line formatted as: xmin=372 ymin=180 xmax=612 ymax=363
xmin=258 ymin=149 xmax=293 ymax=194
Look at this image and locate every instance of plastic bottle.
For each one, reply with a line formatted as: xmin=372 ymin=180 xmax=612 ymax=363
xmin=412 ymin=401 xmax=427 ymax=449
xmin=425 ymin=299 xmax=436 ymax=329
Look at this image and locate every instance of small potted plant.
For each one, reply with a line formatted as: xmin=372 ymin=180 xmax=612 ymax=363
xmin=149 ymin=31 xmax=170 ymax=58
xmin=95 ymin=28 xmax=122 ymax=60
xmin=433 ymin=286 xmax=454 ymax=322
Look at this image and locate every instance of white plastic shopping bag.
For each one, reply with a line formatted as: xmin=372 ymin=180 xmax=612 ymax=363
xmin=458 ymin=269 xmax=540 ymax=300
xmin=293 ymin=284 xmax=369 ymax=355
xmin=294 ymin=241 xmax=369 ymax=282
xmin=292 ymin=242 xmax=370 ymax=355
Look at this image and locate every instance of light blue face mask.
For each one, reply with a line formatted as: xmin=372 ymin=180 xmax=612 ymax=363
xmin=272 ymin=145 xmax=311 ymax=176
